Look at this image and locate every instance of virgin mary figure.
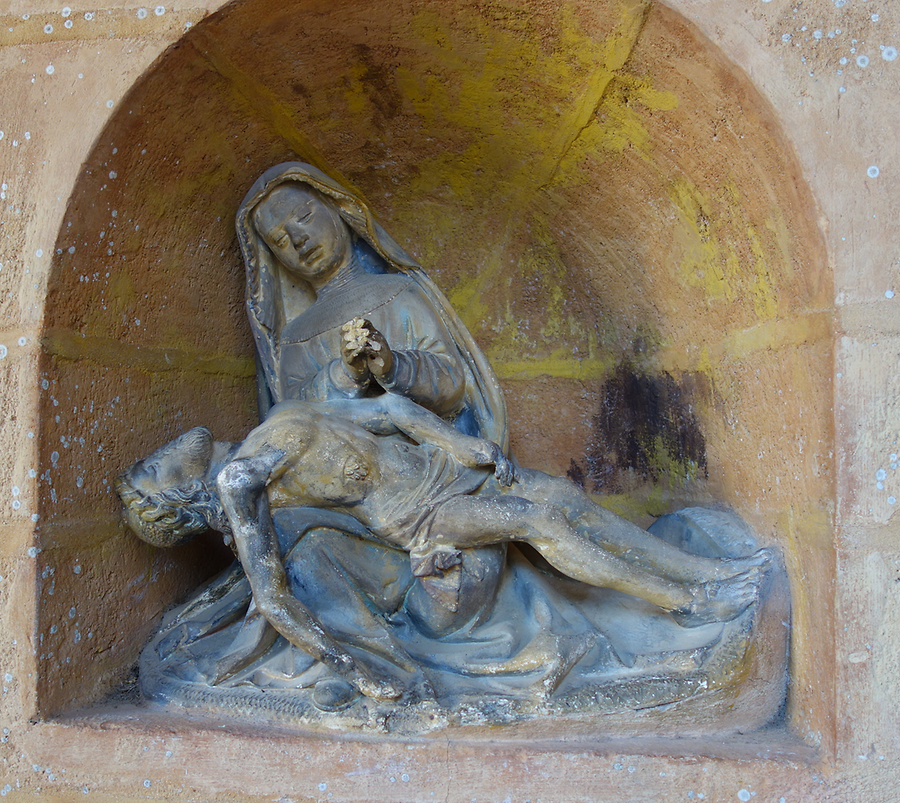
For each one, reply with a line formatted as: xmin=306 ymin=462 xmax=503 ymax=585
xmin=234 ymin=161 xmax=511 ymax=636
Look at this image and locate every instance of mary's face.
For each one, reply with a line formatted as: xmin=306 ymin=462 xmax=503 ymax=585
xmin=253 ymin=184 xmax=353 ymax=283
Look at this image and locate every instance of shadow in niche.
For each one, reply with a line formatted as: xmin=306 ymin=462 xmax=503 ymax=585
xmin=33 ymin=0 xmax=831 ymax=750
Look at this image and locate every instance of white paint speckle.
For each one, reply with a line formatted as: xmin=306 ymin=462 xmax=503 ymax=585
xmin=886 ymin=290 xmax=895 ymax=299
xmin=64 ymin=19 xmax=73 ymax=28
xmin=35 ymin=248 xmax=43 ymax=258
xmin=11 ymin=501 xmax=20 ymax=510
xmin=155 ymin=6 xmax=166 ymax=15
xmin=68 ymin=607 xmax=76 ymax=618
xmin=318 ymin=783 xmax=327 ymax=792
xmin=0 ymin=345 xmax=7 ymax=359
xmin=738 ymin=792 xmax=752 ymax=803
xmin=839 ymin=86 xmax=847 ymax=93
xmin=109 ymin=171 xmax=117 ymax=179
xmin=782 ymin=33 xmax=791 ymax=42
xmin=857 ymin=55 xmax=870 ymax=68
xmin=813 ymin=30 xmax=823 ymax=40
xmin=876 ymin=468 xmax=887 ymax=481
xmin=45 ymin=64 xmax=54 ymax=75
xmin=11 ymin=487 xmax=19 ymax=497
xmin=137 ymin=7 xmax=148 ymax=18
xmin=143 ymin=779 xmax=151 ymax=788
xmin=62 ymin=7 xmax=72 ymax=16
xmin=883 ymin=47 xmax=898 ymax=62
xmin=43 ymin=23 xmax=53 ymax=33
xmin=889 ymin=496 xmax=897 ymax=505
xmin=106 ymin=99 xmax=114 ymax=109
xmin=84 ymin=11 xmax=93 ymax=20
xmin=27 ymin=547 xmax=39 ymax=558
xmin=871 ymin=14 xmax=880 ymax=23
xmin=17 ymin=337 xmax=25 ymax=346
xmin=867 ymin=166 xmax=880 ymax=178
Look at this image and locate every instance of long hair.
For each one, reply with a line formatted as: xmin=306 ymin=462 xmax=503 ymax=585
xmin=116 ymin=427 xmax=225 ymax=548
xmin=116 ymin=475 xmax=225 ymax=549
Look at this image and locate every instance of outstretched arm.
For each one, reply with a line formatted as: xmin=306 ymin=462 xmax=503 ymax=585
xmin=215 ymin=451 xmax=401 ymax=701
xmin=310 ymin=394 xmax=518 ymax=485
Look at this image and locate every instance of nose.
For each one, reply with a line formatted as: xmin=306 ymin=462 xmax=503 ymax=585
xmin=284 ymin=219 xmax=308 ymax=247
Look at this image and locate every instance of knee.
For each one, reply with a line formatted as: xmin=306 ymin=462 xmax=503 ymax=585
xmin=527 ymin=502 xmax=568 ymax=532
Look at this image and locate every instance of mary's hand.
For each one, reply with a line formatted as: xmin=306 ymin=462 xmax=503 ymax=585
xmin=363 ymin=325 xmax=394 ymax=380
xmin=340 ymin=319 xmax=373 ymax=384
xmin=342 ymin=318 xmax=394 ymax=381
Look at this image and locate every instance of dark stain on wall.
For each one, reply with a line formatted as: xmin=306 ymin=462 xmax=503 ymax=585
xmin=568 ymin=361 xmax=708 ymax=493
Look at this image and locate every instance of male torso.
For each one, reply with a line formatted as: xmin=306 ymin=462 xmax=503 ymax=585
xmin=232 ymin=402 xmax=485 ymax=549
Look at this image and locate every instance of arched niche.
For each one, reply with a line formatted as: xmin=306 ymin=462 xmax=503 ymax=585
xmin=36 ymin=0 xmax=832 ymax=742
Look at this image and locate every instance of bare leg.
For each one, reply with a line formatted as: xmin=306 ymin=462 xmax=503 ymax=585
xmin=495 ymin=470 xmax=772 ymax=583
xmin=216 ymin=455 xmax=401 ymax=700
xmin=429 ymin=494 xmax=758 ymax=624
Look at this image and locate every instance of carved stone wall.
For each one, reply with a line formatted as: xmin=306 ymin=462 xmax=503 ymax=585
xmin=0 ymin=0 xmax=897 ymax=800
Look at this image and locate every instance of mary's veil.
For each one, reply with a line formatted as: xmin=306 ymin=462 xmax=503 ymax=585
xmin=235 ymin=162 xmax=508 ymax=451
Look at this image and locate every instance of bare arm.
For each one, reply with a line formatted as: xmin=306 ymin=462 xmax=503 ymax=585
xmin=215 ymin=451 xmax=401 ymax=700
xmin=309 ymin=394 xmax=518 ymax=485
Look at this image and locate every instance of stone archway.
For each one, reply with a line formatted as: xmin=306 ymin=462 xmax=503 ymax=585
xmin=35 ymin=0 xmax=832 ymax=739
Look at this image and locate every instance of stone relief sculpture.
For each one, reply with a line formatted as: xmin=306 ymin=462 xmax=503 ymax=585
xmin=117 ymin=163 xmax=789 ymax=733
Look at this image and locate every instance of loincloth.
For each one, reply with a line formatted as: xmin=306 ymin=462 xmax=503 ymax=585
xmin=371 ymin=446 xmax=488 ymax=611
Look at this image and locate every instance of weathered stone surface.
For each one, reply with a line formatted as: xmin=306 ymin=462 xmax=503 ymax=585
xmin=0 ymin=0 xmax=896 ymax=799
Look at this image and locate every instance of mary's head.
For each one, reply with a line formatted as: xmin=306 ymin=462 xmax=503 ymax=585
xmin=252 ymin=183 xmax=353 ymax=288
xmin=237 ymin=163 xmax=418 ymax=330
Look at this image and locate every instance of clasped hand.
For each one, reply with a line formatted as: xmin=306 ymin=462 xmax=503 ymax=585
xmin=340 ymin=318 xmax=394 ymax=384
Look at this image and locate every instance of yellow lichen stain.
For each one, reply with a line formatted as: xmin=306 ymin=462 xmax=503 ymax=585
xmin=747 ymin=224 xmax=778 ymax=320
xmin=668 ymin=177 xmax=782 ymax=320
xmin=442 ymin=235 xmax=508 ymax=332
xmin=559 ymin=73 xmax=678 ymax=172
xmin=394 ymin=0 xmax=659 ymax=212
xmin=343 ymin=62 xmax=370 ymax=119
xmin=468 ymin=213 xmax=612 ymax=379
xmin=775 ymin=504 xmax=833 ymax=720
xmin=668 ymin=177 xmax=735 ymax=302
xmin=491 ymin=350 xmax=613 ymax=382
xmin=596 ymin=484 xmax=680 ymax=523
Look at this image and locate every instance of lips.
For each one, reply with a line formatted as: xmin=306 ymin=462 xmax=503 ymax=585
xmin=300 ymin=244 xmax=321 ymax=264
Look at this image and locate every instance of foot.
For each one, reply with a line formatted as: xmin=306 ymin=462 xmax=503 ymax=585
xmin=672 ymin=569 xmax=761 ymax=627
xmin=707 ymin=547 xmax=775 ymax=581
xmin=312 ymin=677 xmax=360 ymax=711
xmin=350 ymin=672 xmax=403 ymax=702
